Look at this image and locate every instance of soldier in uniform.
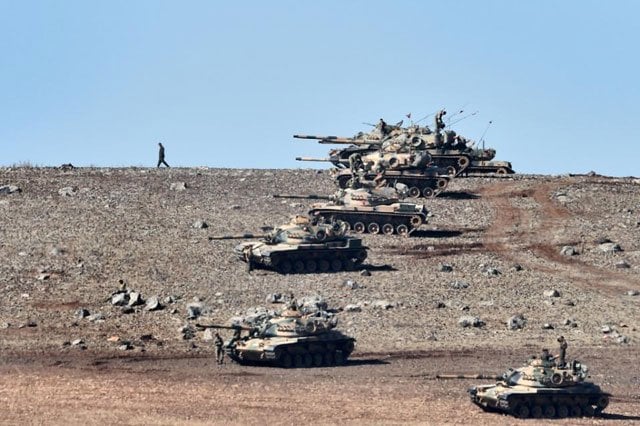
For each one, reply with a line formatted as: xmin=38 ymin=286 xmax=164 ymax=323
xmin=540 ymin=348 xmax=553 ymax=365
xmin=157 ymin=142 xmax=170 ymax=168
xmin=556 ymin=336 xmax=568 ymax=367
xmin=435 ymin=110 xmax=446 ymax=132
xmin=214 ymin=332 xmax=225 ymax=365
xmin=378 ymin=118 xmax=389 ymax=137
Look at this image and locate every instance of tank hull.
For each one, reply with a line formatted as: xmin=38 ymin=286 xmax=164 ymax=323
xmin=333 ymin=169 xmax=449 ymax=198
xmin=233 ymin=239 xmax=368 ymax=273
xmin=469 ymin=383 xmax=611 ymax=418
xmin=227 ymin=334 xmax=356 ymax=368
xmin=465 ymin=160 xmax=515 ymax=175
xmin=308 ymin=204 xmax=427 ymax=236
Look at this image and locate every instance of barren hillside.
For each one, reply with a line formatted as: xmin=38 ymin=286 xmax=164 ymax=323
xmin=1 ymin=167 xmax=639 ymax=424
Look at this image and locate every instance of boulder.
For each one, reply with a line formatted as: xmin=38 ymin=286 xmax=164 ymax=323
xmin=75 ymin=308 xmax=90 ymax=319
xmin=186 ymin=303 xmax=203 ymax=320
xmin=128 ymin=292 xmax=144 ymax=307
xmin=542 ymin=323 xmax=554 ymax=329
xmin=359 ymin=269 xmax=371 ymax=277
xmin=484 ymin=267 xmax=501 ymax=276
xmin=58 ymin=186 xmax=78 ymax=196
xmin=560 ymin=246 xmax=577 ymax=256
xmin=170 ymin=182 xmax=188 ymax=191
xmin=439 ymin=263 xmax=453 ymax=272
xmin=458 ymin=316 xmax=484 ymax=328
xmin=193 ymin=220 xmax=208 ymax=229
xmin=145 ymin=297 xmax=162 ymax=311
xmin=87 ymin=313 xmax=105 ymax=322
xmin=0 ymin=185 xmax=21 ymax=194
xmin=626 ymin=290 xmax=639 ymax=296
xmin=344 ymin=304 xmax=362 ymax=313
xmin=450 ymin=281 xmax=469 ymax=290
xmin=342 ymin=279 xmax=359 ymax=289
xmin=111 ymin=293 xmax=129 ymax=306
xmin=507 ymin=314 xmax=526 ymax=330
xmin=511 ymin=264 xmax=523 ymax=272
xmin=543 ymin=289 xmax=560 ymax=298
xmin=265 ymin=293 xmax=282 ymax=304
xmin=615 ymin=260 xmax=630 ymax=269
xmin=598 ymin=242 xmax=622 ymax=253
xmin=372 ymin=300 xmax=394 ymax=310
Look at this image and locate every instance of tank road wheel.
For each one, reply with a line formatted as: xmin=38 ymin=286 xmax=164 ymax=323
xmin=410 ymin=215 xmax=423 ymax=228
xmin=542 ymin=404 xmax=556 ymax=418
xmin=595 ymin=396 xmax=609 ymax=413
xmin=570 ymin=405 xmax=582 ymax=417
xmin=408 ymin=187 xmax=421 ymax=198
xmin=342 ymin=258 xmax=355 ymax=271
xmin=305 ymin=259 xmax=317 ymax=273
xmin=422 ymin=187 xmax=434 ymax=198
xmin=396 ymin=224 xmax=409 ymax=237
xmin=334 ymin=351 xmax=346 ymax=365
xmin=556 ymin=405 xmax=569 ymax=418
xmin=323 ymin=351 xmax=335 ymax=366
xmin=446 ymin=166 xmax=457 ymax=176
xmin=382 ymin=223 xmax=395 ymax=235
xmin=353 ymin=222 xmax=366 ymax=234
xmin=513 ymin=404 xmax=530 ymax=419
xmin=294 ymin=353 xmax=304 ymax=368
xmin=367 ymin=222 xmax=380 ymax=234
xmin=496 ymin=167 xmax=508 ymax=175
xmin=330 ymin=258 xmax=343 ymax=272
xmin=278 ymin=260 xmax=292 ymax=274
xmin=318 ymin=259 xmax=330 ymax=272
xmin=293 ymin=260 xmax=305 ymax=273
xmin=551 ymin=373 xmax=564 ymax=385
xmin=531 ymin=405 xmax=543 ymax=418
xmin=280 ymin=353 xmax=293 ymax=368
xmin=312 ymin=352 xmax=324 ymax=367
xmin=458 ymin=156 xmax=470 ymax=168
xmin=582 ymin=404 xmax=595 ymax=417
xmin=302 ymin=352 xmax=313 ymax=368
xmin=437 ymin=178 xmax=448 ymax=189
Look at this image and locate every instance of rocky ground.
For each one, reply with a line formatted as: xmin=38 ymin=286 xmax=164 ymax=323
xmin=1 ymin=167 xmax=639 ymax=424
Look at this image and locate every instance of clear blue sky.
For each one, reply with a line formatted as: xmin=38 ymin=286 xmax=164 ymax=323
xmin=1 ymin=1 xmax=639 ymax=176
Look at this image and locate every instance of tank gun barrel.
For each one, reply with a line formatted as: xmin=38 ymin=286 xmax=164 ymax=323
xmin=208 ymin=233 xmax=266 ymax=240
xmin=195 ymin=323 xmax=253 ymax=331
xmin=436 ymin=374 xmax=501 ymax=380
xmin=293 ymin=134 xmax=381 ymax=145
xmin=273 ymin=194 xmax=332 ymax=200
xmin=295 ymin=157 xmax=333 ymax=162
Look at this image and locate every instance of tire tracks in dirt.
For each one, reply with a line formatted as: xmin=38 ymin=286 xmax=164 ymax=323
xmin=479 ymin=179 xmax=638 ymax=295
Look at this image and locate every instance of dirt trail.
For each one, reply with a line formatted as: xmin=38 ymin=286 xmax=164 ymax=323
xmin=480 ymin=179 xmax=639 ymax=295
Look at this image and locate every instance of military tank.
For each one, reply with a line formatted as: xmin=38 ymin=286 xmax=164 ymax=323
xmin=295 ymin=109 xmax=513 ymax=176
xmin=468 ymin=348 xmax=611 ymax=418
xmin=274 ymin=185 xmax=428 ymax=236
xmin=198 ymin=310 xmax=355 ymax=368
xmin=209 ymin=216 xmax=367 ymax=273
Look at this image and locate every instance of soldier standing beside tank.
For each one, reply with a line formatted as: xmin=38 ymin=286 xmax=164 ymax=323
xmin=214 ymin=332 xmax=225 ymax=365
xmin=556 ymin=336 xmax=568 ymax=367
xmin=157 ymin=142 xmax=170 ymax=168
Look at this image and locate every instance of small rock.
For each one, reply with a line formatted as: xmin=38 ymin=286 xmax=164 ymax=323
xmin=107 ymin=335 xmax=120 ymax=343
xmin=601 ymin=325 xmax=612 ymax=333
xmin=616 ymin=335 xmax=630 ymax=344
xmin=193 ymin=220 xmax=208 ymax=229
xmin=542 ymin=323 xmax=554 ymax=330
xmin=434 ymin=301 xmax=446 ymax=309
xmin=598 ymin=242 xmax=622 ymax=253
xmin=50 ymin=247 xmax=66 ymax=256
xmin=170 ymin=182 xmax=188 ymax=191
xmin=128 ymin=292 xmax=144 ymax=307
xmin=0 ymin=322 xmax=10 ymax=329
xmin=484 ymin=267 xmax=501 ymax=276
xmin=544 ymin=289 xmax=561 ymax=298
xmin=36 ymin=273 xmax=50 ymax=281
xmin=87 ymin=313 xmax=105 ymax=322
xmin=563 ymin=300 xmax=575 ymax=306
xmin=511 ymin=264 xmax=523 ymax=271
xmin=450 ymin=281 xmax=469 ymax=290
xmin=372 ymin=300 xmax=394 ymax=310
xmin=164 ymin=295 xmax=177 ymax=304
xmin=111 ymin=293 xmax=129 ymax=306
xmin=615 ymin=260 xmax=630 ymax=269
xmin=265 ymin=293 xmax=282 ymax=304
xmin=75 ymin=308 xmax=90 ymax=319
xmin=344 ymin=304 xmax=362 ymax=312
xmin=507 ymin=314 xmax=526 ymax=330
xmin=145 ymin=297 xmax=162 ymax=311
xmin=202 ymin=328 xmax=215 ymax=341
xmin=439 ymin=263 xmax=453 ymax=272
xmin=560 ymin=246 xmax=577 ymax=256
xmin=121 ymin=306 xmax=134 ymax=314
xmin=71 ymin=338 xmax=84 ymax=346
xmin=58 ymin=186 xmax=78 ymax=196
xmin=343 ymin=279 xmax=359 ymax=289
xmin=118 ymin=342 xmax=133 ymax=351
xmin=0 ymin=185 xmax=21 ymax=194
xmin=594 ymin=237 xmax=612 ymax=245
xmin=180 ymin=325 xmax=195 ymax=340
xmin=214 ymin=292 xmax=223 ymax=297
xmin=458 ymin=316 xmax=484 ymax=328
xmin=626 ymin=290 xmax=639 ymax=296
xmin=186 ymin=303 xmax=202 ymax=319
xmin=359 ymin=269 xmax=371 ymax=277
xmin=230 ymin=204 xmax=241 ymax=210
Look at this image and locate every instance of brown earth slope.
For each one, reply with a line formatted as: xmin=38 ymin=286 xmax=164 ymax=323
xmin=1 ymin=168 xmax=639 ymax=424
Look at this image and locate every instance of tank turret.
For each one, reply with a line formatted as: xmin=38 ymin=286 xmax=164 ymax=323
xmin=210 ymin=216 xmax=368 ymax=273
xmin=468 ymin=341 xmax=611 ymax=418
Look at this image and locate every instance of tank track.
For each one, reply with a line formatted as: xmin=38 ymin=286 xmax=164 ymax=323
xmin=469 ymin=387 xmax=611 ymax=419
xmin=429 ymin=154 xmax=471 ymax=176
xmin=228 ymin=338 xmax=356 ymax=368
xmin=265 ymin=247 xmax=368 ymax=274
xmin=309 ymin=208 xmax=425 ymax=236
xmin=335 ymin=173 xmax=449 ymax=199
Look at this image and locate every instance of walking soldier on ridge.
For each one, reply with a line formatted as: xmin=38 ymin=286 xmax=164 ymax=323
xmin=157 ymin=142 xmax=170 ymax=168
